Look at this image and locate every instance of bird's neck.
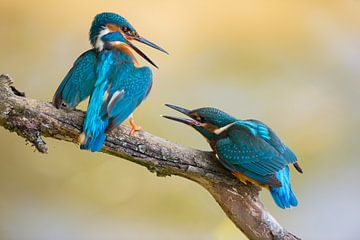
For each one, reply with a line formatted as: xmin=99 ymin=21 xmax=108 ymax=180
xmin=194 ymin=126 xmax=217 ymax=141
xmin=216 ymin=116 xmax=238 ymax=128
xmin=114 ymin=44 xmax=140 ymax=67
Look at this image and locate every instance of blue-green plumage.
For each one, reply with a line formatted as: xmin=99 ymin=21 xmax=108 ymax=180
xmin=53 ymin=49 xmax=98 ymax=109
xmin=271 ymin=166 xmax=298 ymax=208
xmin=104 ymin=65 xmax=152 ymax=131
xmin=53 ymin=12 xmax=166 ymax=151
xmin=163 ymin=105 xmax=302 ymax=209
xmin=89 ymin=12 xmax=135 ymax=47
xmin=80 ymin=50 xmax=116 ymax=151
xmin=80 ymin=49 xmax=152 ymax=151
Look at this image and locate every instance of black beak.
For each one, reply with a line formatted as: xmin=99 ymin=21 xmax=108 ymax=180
xmin=127 ymin=41 xmax=159 ymax=68
xmin=162 ymin=115 xmax=201 ymax=127
xmin=125 ymin=34 xmax=167 ymax=68
xmin=133 ymin=36 xmax=169 ymax=54
xmin=163 ymin=104 xmax=201 ymax=127
xmin=164 ymin=103 xmax=191 ymax=116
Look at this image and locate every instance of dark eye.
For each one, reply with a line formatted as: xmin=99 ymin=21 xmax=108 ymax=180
xmin=122 ymin=26 xmax=133 ymax=35
xmin=190 ymin=113 xmax=204 ymax=122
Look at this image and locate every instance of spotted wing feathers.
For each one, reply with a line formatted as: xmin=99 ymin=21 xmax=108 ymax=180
xmin=53 ymin=49 xmax=98 ymax=109
xmin=102 ymin=66 xmax=153 ymax=131
xmin=215 ymin=121 xmax=290 ymax=187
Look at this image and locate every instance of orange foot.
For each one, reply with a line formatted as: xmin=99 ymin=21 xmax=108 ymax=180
xmin=129 ymin=117 xmax=142 ymax=136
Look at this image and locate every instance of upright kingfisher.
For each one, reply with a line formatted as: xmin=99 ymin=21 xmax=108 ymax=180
xmin=52 ymin=12 xmax=168 ymax=152
xmin=163 ymin=104 xmax=302 ymax=209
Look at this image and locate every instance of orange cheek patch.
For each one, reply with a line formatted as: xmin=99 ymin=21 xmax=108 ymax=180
xmin=106 ymin=24 xmax=122 ymax=32
xmin=106 ymin=24 xmax=133 ymax=40
xmin=202 ymin=123 xmax=218 ymax=132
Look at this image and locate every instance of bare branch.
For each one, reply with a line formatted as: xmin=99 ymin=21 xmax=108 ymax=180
xmin=0 ymin=74 xmax=300 ymax=240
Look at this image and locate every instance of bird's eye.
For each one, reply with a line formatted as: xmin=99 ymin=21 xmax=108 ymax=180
xmin=122 ymin=26 xmax=134 ymax=36
xmin=190 ymin=113 xmax=204 ymax=122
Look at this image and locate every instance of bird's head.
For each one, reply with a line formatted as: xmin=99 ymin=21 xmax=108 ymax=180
xmin=89 ymin=12 xmax=168 ymax=68
xmin=163 ymin=104 xmax=238 ymax=140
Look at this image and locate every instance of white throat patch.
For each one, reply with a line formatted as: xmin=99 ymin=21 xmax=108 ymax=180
xmin=95 ymin=27 xmax=111 ymax=51
xmin=213 ymin=122 xmax=237 ymax=135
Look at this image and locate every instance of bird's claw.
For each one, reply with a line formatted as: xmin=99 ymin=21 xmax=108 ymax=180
xmin=129 ymin=118 xmax=142 ymax=136
xmin=129 ymin=125 xmax=142 ymax=136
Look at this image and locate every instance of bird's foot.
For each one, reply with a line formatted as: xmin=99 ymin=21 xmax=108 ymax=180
xmin=129 ymin=120 xmax=142 ymax=136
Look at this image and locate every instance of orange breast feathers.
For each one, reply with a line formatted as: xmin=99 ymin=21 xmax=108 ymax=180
xmin=114 ymin=44 xmax=140 ymax=67
xmin=232 ymin=171 xmax=269 ymax=189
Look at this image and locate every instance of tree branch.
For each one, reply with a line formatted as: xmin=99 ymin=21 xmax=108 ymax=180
xmin=0 ymin=74 xmax=300 ymax=240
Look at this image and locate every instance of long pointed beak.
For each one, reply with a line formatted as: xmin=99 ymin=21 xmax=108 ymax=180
xmin=164 ymin=103 xmax=191 ymax=116
xmin=162 ymin=115 xmax=200 ymax=127
xmin=163 ymin=104 xmax=200 ymax=127
xmin=127 ymin=41 xmax=158 ymax=68
xmin=134 ymin=36 xmax=169 ymax=54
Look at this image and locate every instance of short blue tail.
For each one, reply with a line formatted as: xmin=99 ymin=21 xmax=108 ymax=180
xmin=80 ymin=117 xmax=108 ymax=152
xmin=80 ymin=50 xmax=114 ymax=152
xmin=270 ymin=166 xmax=298 ymax=208
xmin=80 ymin=79 xmax=109 ymax=152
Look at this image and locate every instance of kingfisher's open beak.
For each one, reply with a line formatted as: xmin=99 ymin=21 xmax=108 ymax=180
xmin=133 ymin=36 xmax=169 ymax=54
xmin=162 ymin=104 xmax=201 ymax=127
xmin=164 ymin=104 xmax=191 ymax=116
xmin=126 ymin=36 xmax=168 ymax=69
xmin=162 ymin=115 xmax=201 ymax=127
xmin=127 ymin=41 xmax=159 ymax=68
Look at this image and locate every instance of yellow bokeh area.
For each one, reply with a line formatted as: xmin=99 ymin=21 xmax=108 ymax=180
xmin=0 ymin=1 xmax=360 ymax=239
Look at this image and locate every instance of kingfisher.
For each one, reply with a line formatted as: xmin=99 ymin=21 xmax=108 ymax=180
xmin=52 ymin=12 xmax=168 ymax=152
xmin=163 ymin=104 xmax=302 ymax=208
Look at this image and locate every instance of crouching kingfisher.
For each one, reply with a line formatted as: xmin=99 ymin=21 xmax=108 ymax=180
xmin=163 ymin=104 xmax=303 ymax=209
xmin=52 ymin=12 xmax=168 ymax=152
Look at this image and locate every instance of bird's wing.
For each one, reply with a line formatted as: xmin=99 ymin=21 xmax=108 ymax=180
xmin=53 ymin=49 xmax=98 ymax=109
xmin=215 ymin=121 xmax=289 ymax=187
xmin=242 ymin=119 xmax=298 ymax=164
xmin=102 ymin=66 xmax=153 ymax=131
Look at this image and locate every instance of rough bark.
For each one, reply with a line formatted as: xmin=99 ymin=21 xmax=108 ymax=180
xmin=0 ymin=74 xmax=300 ymax=240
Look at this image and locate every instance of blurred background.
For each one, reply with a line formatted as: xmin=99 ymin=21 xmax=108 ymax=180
xmin=0 ymin=0 xmax=360 ymax=239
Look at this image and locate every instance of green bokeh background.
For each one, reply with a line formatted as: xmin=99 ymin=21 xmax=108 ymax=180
xmin=0 ymin=1 xmax=359 ymax=239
